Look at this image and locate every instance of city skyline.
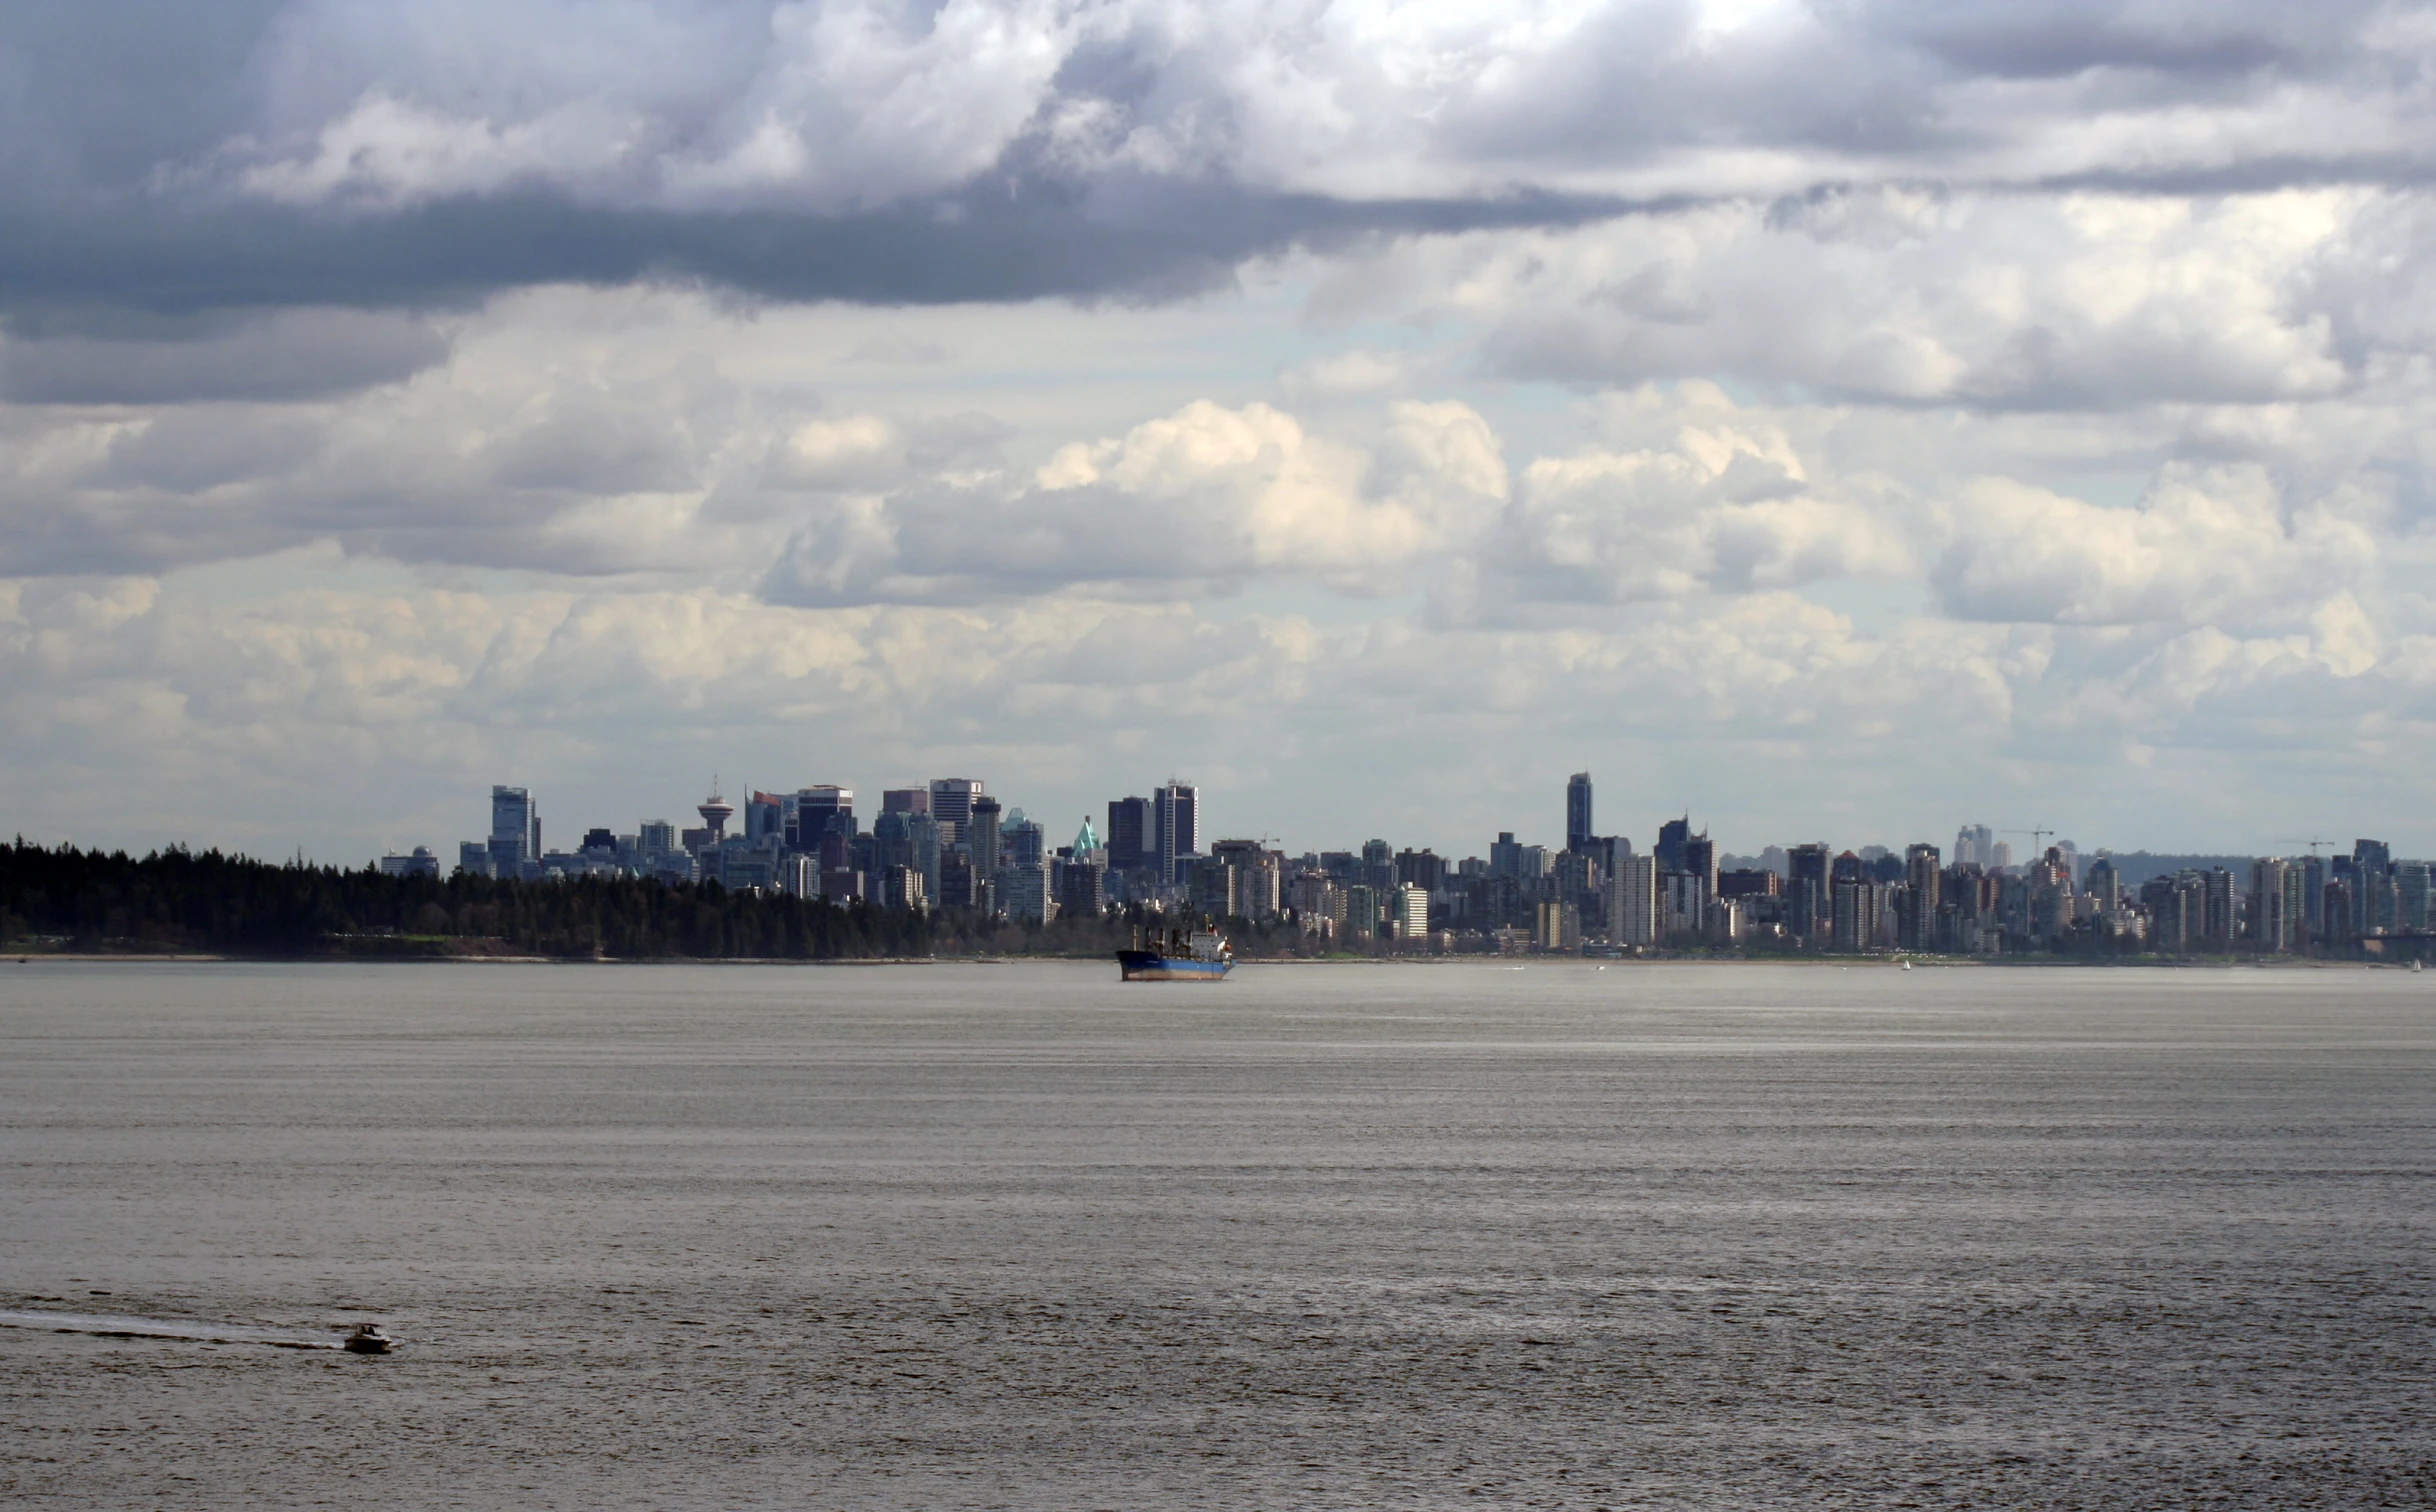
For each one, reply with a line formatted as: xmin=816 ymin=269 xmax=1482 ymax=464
xmin=7 ymin=7 xmax=2436 ymax=869
xmin=419 ymin=767 xmax=2423 ymax=955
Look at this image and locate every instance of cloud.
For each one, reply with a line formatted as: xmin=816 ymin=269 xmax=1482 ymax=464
xmin=1323 ymin=187 xmax=2366 ymax=410
xmin=1454 ymin=384 xmax=1914 ymax=613
xmin=1932 ymin=465 xmax=2378 ymax=627
xmin=763 ymin=397 xmax=1509 ymax=603
xmin=0 ymin=308 xmax=447 ymax=404
xmin=3 ymin=2 xmax=2435 ymax=322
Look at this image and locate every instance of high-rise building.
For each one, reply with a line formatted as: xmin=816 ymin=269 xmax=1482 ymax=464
xmin=1154 ymin=780 xmax=1199 ymax=884
xmin=1954 ymin=824 xmax=1994 ymax=869
xmin=1106 ymin=796 xmax=1151 ymax=874
xmin=1656 ymin=816 xmax=1693 ymax=874
xmin=490 ymin=785 xmax=534 ymax=872
xmin=1831 ymin=879 xmax=1881 ymax=953
xmin=1006 ymin=817 xmax=1047 ymax=869
xmin=2202 ymin=867 xmax=2236 ymax=947
xmin=1789 ymin=843 xmax=1831 ymax=941
xmin=1680 ymin=836 xmax=1716 ymax=892
xmin=745 ymin=792 xmax=784 ymax=844
xmin=1213 ymin=839 xmax=1280 ymax=919
xmin=969 ymin=796 xmax=1004 ymax=876
xmin=1902 ymin=843 xmax=1942 ymax=950
xmin=1394 ymin=884 xmax=1433 ymax=942
xmin=882 ymin=787 xmax=929 ymax=816
xmin=457 ymin=840 xmax=493 ymax=879
xmin=872 ymin=810 xmax=916 ymax=881
xmin=928 ymin=779 xmax=983 ymax=846
xmin=1611 ymin=853 xmax=1658 ymax=946
xmin=2250 ymin=858 xmax=2293 ymax=952
xmin=1360 ymin=838 xmax=1395 ymax=894
xmin=2398 ymin=860 xmax=2431 ymax=934
xmin=791 ymin=786 xmax=853 ymax=850
xmin=2083 ymin=854 xmax=2119 ymax=913
xmin=881 ymin=863 xmax=928 ymax=913
xmin=1565 ymin=773 xmax=1594 ymax=855
xmin=1490 ymin=832 xmax=1524 ymax=879
xmin=911 ymin=812 xmax=941 ymax=903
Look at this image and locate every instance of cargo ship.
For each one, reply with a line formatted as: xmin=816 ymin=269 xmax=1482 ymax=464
xmin=1117 ymin=925 xmax=1234 ymax=981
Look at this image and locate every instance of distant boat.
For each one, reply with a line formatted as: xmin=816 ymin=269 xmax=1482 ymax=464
xmin=1117 ymin=926 xmax=1233 ymax=982
xmin=342 ymin=1324 xmax=393 ymax=1354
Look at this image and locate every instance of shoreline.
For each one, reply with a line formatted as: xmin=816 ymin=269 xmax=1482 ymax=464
xmin=3 ymin=950 xmax=2401 ymax=969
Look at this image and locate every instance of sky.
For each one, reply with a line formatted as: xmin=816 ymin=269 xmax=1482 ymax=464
xmin=6 ymin=0 xmax=2436 ymax=864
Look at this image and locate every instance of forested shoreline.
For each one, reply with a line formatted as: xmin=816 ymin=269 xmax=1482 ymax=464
xmin=0 ymin=841 xmax=1332 ymax=962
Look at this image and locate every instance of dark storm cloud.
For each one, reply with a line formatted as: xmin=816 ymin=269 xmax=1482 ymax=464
xmin=0 ymin=309 xmax=447 ymax=403
xmin=0 ymin=1 xmax=2429 ymax=332
xmin=0 ymin=179 xmax=1649 ymax=328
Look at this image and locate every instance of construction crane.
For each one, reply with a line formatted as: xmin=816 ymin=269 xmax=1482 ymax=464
xmin=2274 ymin=837 xmax=2337 ymax=857
xmin=2003 ymin=826 xmax=2055 ymax=857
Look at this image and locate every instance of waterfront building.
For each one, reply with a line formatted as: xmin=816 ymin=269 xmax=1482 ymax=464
xmin=1565 ymin=773 xmax=1594 ymax=855
xmin=1611 ymin=853 xmax=1658 ymax=946
xmin=1656 ymin=816 xmax=1693 ymax=874
xmin=2250 ymin=858 xmax=2293 ymax=952
xmin=791 ymin=786 xmax=852 ymax=850
xmin=881 ymin=863 xmax=927 ymax=913
xmin=1830 ymin=879 xmax=1882 ymax=953
xmin=490 ymin=785 xmax=535 ymax=873
xmin=1154 ymin=780 xmax=1200 ymax=885
xmin=2399 ymin=860 xmax=2431 ymax=934
xmin=1900 ymin=844 xmax=1941 ymax=950
xmin=969 ymin=796 xmax=1003 ymax=877
xmin=379 ymin=847 xmax=441 ymax=879
xmin=1788 ymin=843 xmax=1830 ymax=942
xmin=928 ymin=779 xmax=983 ymax=846
xmin=1344 ymin=883 xmax=1382 ymax=939
xmin=1394 ymin=883 xmax=1432 ymax=941
xmin=1106 ymin=796 xmax=1151 ymax=875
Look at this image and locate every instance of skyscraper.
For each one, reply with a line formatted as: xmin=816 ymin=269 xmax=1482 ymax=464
xmin=792 ymin=786 xmax=852 ymax=850
xmin=969 ymin=796 xmax=1004 ymax=876
xmin=1106 ymin=796 xmax=1151 ymax=874
xmin=1655 ymin=816 xmax=1693 ymax=874
xmin=928 ymin=779 xmax=983 ymax=846
xmin=1154 ymin=780 xmax=1199 ymax=884
xmin=1789 ymin=842 xmax=1831 ymax=941
xmin=1954 ymin=824 xmax=1994 ymax=869
xmin=1610 ymin=853 xmax=1658 ymax=946
xmin=490 ymin=785 xmax=533 ymax=871
xmin=1902 ymin=843 xmax=1942 ymax=950
xmin=1565 ymin=772 xmax=1594 ymax=855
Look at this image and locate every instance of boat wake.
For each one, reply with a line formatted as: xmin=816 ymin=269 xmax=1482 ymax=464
xmin=0 ymin=1307 xmax=355 ymax=1350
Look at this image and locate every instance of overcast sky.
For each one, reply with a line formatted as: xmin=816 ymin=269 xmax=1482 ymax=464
xmin=6 ymin=0 xmax=2436 ymax=863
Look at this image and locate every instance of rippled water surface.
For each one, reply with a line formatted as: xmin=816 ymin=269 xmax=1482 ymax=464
xmin=3 ymin=960 xmax=2431 ymax=1509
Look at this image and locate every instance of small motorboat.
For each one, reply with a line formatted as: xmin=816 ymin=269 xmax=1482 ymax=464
xmin=342 ymin=1324 xmax=394 ymax=1354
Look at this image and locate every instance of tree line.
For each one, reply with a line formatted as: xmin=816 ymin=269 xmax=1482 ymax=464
xmin=0 ymin=840 xmax=1353 ymax=961
xmin=0 ymin=840 xmax=949 ymax=959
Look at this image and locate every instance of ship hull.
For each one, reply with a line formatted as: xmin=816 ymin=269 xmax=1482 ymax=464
xmin=1116 ymin=950 xmax=1231 ymax=982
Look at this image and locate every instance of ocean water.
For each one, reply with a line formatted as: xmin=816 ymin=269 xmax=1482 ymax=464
xmin=1 ymin=959 xmax=2430 ymax=1509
